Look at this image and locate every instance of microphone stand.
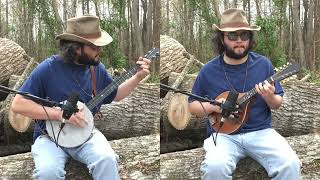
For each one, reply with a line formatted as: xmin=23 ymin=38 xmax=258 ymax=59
xmin=160 ymin=83 xmax=222 ymax=107
xmin=0 ymin=85 xmax=62 ymax=108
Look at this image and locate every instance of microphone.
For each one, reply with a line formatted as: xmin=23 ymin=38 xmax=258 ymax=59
xmin=62 ymin=92 xmax=80 ymax=121
xmin=220 ymin=90 xmax=239 ymax=125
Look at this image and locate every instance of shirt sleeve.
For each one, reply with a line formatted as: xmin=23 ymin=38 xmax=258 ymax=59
xmin=19 ymin=61 xmax=48 ymax=99
xmin=188 ymin=70 xmax=206 ymax=103
xmin=267 ymin=61 xmax=284 ymax=97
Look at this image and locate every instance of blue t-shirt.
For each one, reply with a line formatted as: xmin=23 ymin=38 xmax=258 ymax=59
xmin=189 ymin=52 xmax=284 ymax=136
xmin=20 ymin=55 xmax=118 ymax=140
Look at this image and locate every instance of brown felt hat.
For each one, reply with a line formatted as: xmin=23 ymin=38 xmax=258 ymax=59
xmin=213 ymin=8 xmax=261 ymax=32
xmin=56 ymin=15 xmax=113 ymax=46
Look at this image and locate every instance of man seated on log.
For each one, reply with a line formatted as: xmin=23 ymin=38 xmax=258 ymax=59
xmin=10 ymin=15 xmax=150 ymax=179
xmin=188 ymin=8 xmax=301 ymax=180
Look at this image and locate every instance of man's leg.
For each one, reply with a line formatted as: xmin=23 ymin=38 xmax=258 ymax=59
xmin=70 ymin=129 xmax=120 ymax=180
xmin=244 ymin=128 xmax=301 ymax=180
xmin=32 ymin=135 xmax=69 ymax=180
xmin=201 ymin=133 xmax=246 ymax=180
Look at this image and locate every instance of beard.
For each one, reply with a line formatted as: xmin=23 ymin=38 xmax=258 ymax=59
xmin=77 ymin=52 xmax=100 ymax=66
xmin=224 ymin=44 xmax=250 ymax=60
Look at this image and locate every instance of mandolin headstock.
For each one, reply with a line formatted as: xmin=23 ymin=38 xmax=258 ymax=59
xmin=272 ymin=63 xmax=301 ymax=82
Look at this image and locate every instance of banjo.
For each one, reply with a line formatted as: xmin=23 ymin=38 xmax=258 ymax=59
xmin=46 ymin=48 xmax=160 ymax=148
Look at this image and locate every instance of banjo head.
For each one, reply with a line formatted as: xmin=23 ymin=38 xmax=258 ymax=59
xmin=46 ymin=101 xmax=94 ymax=148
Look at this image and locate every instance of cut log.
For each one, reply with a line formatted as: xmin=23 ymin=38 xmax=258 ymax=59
xmin=0 ymin=134 xmax=160 ymax=179
xmin=0 ymin=59 xmax=37 ymax=144
xmin=0 ymin=38 xmax=31 ymax=99
xmin=97 ymin=83 xmax=160 ymax=139
xmin=0 ymin=83 xmax=160 ymax=149
xmin=160 ymin=35 xmax=190 ymax=82
xmin=160 ymin=133 xmax=320 ymax=180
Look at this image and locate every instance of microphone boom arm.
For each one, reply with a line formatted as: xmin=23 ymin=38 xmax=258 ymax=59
xmin=0 ymin=85 xmax=62 ymax=108
xmin=160 ymin=83 xmax=221 ymax=106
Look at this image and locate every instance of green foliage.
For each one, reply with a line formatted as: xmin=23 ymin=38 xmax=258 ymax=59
xmin=304 ymin=70 xmax=320 ymax=85
xmin=99 ymin=19 xmax=127 ymax=69
xmin=254 ymin=17 xmax=287 ymax=67
xmin=145 ymin=74 xmax=160 ymax=83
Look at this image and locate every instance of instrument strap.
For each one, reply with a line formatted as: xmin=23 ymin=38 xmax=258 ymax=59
xmin=89 ymin=66 xmax=98 ymax=96
xmin=89 ymin=66 xmax=103 ymax=120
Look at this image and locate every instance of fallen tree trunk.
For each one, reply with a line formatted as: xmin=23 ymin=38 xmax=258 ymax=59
xmin=1 ymin=83 xmax=160 ymax=146
xmin=162 ymin=73 xmax=320 ymax=137
xmin=97 ymin=83 xmax=160 ymax=139
xmin=0 ymin=134 xmax=160 ymax=179
xmin=0 ymin=38 xmax=30 ymax=88
xmin=160 ymin=35 xmax=190 ymax=82
xmin=160 ymin=133 xmax=320 ymax=180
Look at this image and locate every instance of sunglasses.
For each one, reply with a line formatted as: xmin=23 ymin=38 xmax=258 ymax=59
xmin=224 ymin=31 xmax=252 ymax=41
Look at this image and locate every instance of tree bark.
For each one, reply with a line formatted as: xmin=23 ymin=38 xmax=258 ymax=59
xmin=131 ymin=0 xmax=144 ymax=65
xmin=51 ymin=0 xmax=64 ymax=34
xmin=97 ymin=83 xmax=160 ymax=139
xmin=0 ymin=134 xmax=160 ymax=179
xmin=315 ymin=0 xmax=320 ymax=69
xmin=212 ymin=0 xmax=221 ymax=18
xmin=160 ymin=35 xmax=191 ymax=82
xmin=160 ymin=133 xmax=320 ymax=179
xmin=292 ymin=0 xmax=306 ymax=67
xmin=0 ymin=38 xmax=30 ymax=90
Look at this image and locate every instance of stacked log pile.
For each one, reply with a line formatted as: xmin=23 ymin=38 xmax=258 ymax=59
xmin=160 ymin=35 xmax=320 ymax=179
xmin=0 ymin=39 xmax=160 ymax=179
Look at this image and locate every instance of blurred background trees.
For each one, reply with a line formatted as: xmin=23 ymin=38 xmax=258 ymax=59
xmin=161 ymin=0 xmax=320 ymax=81
xmin=0 ymin=0 xmax=160 ymax=76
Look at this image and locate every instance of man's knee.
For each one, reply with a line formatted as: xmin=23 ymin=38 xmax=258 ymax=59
xmin=201 ymin=158 xmax=234 ymax=177
xmin=33 ymin=162 xmax=65 ymax=180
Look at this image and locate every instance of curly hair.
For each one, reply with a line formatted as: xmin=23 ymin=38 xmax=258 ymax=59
xmin=212 ymin=31 xmax=257 ymax=55
xmin=58 ymin=40 xmax=84 ymax=63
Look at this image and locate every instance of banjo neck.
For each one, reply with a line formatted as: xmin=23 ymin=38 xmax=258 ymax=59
xmin=86 ymin=65 xmax=139 ymax=110
xmin=86 ymin=48 xmax=159 ymax=111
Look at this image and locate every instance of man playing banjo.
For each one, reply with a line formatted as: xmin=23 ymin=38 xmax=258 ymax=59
xmin=11 ymin=15 xmax=151 ymax=179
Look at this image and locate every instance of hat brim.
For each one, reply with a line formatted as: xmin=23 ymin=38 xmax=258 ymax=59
xmin=212 ymin=24 xmax=261 ymax=32
xmin=55 ymin=30 xmax=113 ymax=46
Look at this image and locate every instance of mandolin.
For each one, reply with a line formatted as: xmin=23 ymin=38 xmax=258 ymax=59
xmin=46 ymin=48 xmax=160 ymax=148
xmin=210 ymin=63 xmax=301 ymax=134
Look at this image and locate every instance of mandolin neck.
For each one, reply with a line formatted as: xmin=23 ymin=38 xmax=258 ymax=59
xmin=238 ymin=77 xmax=274 ymax=105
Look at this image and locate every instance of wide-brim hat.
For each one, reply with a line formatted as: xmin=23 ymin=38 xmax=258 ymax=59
xmin=56 ymin=15 xmax=113 ymax=46
xmin=213 ymin=8 xmax=261 ymax=32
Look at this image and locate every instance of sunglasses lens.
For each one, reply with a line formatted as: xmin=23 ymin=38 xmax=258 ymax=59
xmin=240 ymin=32 xmax=250 ymax=41
xmin=227 ymin=32 xmax=238 ymax=41
xmin=226 ymin=32 xmax=251 ymax=41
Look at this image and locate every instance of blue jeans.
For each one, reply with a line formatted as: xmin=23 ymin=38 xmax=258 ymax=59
xmin=31 ymin=129 xmax=120 ymax=180
xmin=201 ymin=128 xmax=301 ymax=180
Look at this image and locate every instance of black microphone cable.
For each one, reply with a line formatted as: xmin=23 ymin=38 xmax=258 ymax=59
xmin=41 ymin=105 xmax=59 ymax=147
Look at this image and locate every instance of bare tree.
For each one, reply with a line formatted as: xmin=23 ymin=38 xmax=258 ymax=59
xmin=304 ymin=0 xmax=315 ymax=70
xmin=255 ymin=0 xmax=262 ymax=18
xmin=0 ymin=1 xmax=2 ymax=36
xmin=314 ymin=0 xmax=320 ymax=69
xmin=212 ymin=0 xmax=221 ymax=18
xmin=292 ymin=0 xmax=306 ymax=66
xmin=52 ymin=0 xmax=64 ymax=34
xmin=71 ymin=0 xmax=77 ymax=18
xmin=93 ymin=0 xmax=100 ymax=18
xmin=131 ymin=0 xmax=144 ymax=64
xmin=5 ymin=0 xmax=9 ymax=37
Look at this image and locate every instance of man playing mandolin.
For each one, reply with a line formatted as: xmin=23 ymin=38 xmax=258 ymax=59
xmin=10 ymin=15 xmax=151 ymax=179
xmin=188 ymin=8 xmax=301 ymax=180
